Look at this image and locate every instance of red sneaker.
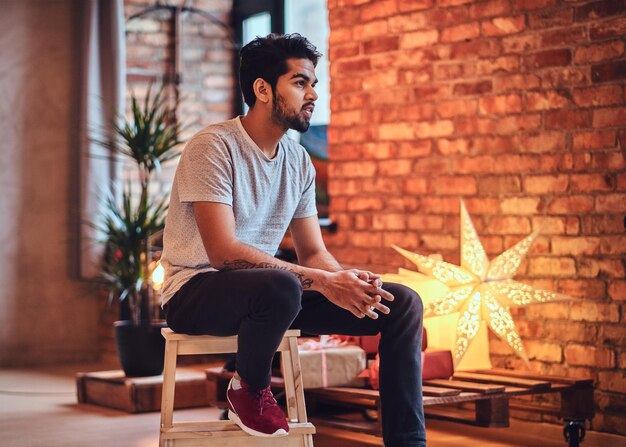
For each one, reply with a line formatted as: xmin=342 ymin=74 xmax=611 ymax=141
xmin=227 ymin=377 xmax=289 ymax=437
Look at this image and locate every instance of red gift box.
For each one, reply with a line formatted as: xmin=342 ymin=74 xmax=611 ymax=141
xmin=355 ymin=328 xmax=453 ymax=389
xmin=356 ymin=327 xmax=428 ymax=355
xmin=422 ymin=349 xmax=453 ymax=381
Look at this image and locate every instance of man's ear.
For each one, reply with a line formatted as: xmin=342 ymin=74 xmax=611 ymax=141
xmin=252 ymin=78 xmax=271 ymax=105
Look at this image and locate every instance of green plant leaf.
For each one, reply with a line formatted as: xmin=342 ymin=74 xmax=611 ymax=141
xmin=90 ymin=83 xmax=185 ymax=324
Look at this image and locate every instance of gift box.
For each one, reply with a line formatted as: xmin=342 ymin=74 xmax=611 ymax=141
xmin=422 ymin=349 xmax=453 ymax=380
xmin=359 ymin=348 xmax=453 ymax=389
xmin=298 ymin=338 xmax=367 ymax=389
xmin=356 ymin=328 xmax=428 ymax=355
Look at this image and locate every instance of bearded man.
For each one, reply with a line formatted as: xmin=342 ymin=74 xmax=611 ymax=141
xmin=160 ymin=33 xmax=426 ymax=447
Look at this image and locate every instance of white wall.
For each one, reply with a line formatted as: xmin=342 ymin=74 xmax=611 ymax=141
xmin=0 ymin=0 xmax=100 ymax=366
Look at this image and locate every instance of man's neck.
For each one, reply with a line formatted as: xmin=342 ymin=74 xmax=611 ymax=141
xmin=240 ymin=109 xmax=286 ymax=159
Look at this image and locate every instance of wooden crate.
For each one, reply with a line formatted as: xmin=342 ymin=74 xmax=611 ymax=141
xmin=76 ymin=367 xmax=214 ymax=413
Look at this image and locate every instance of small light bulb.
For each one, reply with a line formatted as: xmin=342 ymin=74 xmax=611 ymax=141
xmin=151 ymin=262 xmax=165 ymax=291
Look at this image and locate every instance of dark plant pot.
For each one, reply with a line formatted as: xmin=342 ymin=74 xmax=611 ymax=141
xmin=114 ymin=320 xmax=167 ymax=377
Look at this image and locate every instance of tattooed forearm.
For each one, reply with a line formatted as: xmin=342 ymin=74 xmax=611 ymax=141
xmin=222 ymin=259 xmax=314 ymax=289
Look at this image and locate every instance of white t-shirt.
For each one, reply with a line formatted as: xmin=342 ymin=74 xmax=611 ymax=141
xmin=160 ymin=117 xmax=318 ymax=305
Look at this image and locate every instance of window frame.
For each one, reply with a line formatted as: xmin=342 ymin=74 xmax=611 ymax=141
xmin=233 ymin=0 xmax=284 ymax=114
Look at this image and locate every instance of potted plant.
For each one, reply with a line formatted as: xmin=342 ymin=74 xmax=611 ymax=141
xmin=95 ymin=85 xmax=184 ymax=376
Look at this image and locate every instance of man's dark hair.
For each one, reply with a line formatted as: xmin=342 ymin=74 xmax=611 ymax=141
xmin=239 ymin=33 xmax=322 ymax=108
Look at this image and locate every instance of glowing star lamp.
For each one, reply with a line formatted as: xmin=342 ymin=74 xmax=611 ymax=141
xmin=382 ymin=268 xmax=492 ymax=371
xmin=388 ymin=200 xmax=573 ymax=369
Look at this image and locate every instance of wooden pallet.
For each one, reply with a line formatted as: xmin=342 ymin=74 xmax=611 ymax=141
xmin=76 ymin=367 xmax=214 ymax=413
xmin=304 ymin=368 xmax=594 ymax=441
xmin=205 ymin=367 xmax=594 ymax=446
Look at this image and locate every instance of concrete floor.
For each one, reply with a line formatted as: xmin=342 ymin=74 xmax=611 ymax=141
xmin=1 ymin=363 xmax=625 ymax=447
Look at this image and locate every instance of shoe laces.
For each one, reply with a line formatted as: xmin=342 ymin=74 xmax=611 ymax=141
xmin=255 ymin=387 xmax=277 ymax=415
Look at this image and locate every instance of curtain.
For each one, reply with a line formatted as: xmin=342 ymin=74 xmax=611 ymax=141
xmin=74 ymin=0 xmax=126 ymax=278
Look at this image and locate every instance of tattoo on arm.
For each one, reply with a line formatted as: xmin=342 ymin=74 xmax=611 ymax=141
xmin=222 ymin=259 xmax=313 ymax=289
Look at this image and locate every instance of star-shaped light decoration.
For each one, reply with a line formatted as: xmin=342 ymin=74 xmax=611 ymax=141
xmin=392 ymin=201 xmax=573 ymax=367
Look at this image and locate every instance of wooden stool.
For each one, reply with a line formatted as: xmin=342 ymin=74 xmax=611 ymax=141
xmin=159 ymin=328 xmax=315 ymax=446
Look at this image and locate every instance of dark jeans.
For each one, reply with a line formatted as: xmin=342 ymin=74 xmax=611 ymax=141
xmin=164 ymin=269 xmax=426 ymax=447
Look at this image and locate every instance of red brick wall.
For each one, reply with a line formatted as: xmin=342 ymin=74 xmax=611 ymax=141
xmin=124 ymin=0 xmax=235 ymax=193
xmin=326 ymin=0 xmax=625 ymax=435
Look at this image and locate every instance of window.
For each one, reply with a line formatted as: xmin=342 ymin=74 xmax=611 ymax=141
xmin=234 ymin=0 xmax=331 ymax=219
xmin=242 ymin=11 xmax=271 ymax=45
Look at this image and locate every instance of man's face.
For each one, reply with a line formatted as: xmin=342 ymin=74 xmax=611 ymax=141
xmin=271 ymin=58 xmax=318 ymax=133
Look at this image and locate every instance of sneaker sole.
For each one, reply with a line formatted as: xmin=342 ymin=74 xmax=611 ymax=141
xmin=227 ymin=409 xmax=288 ymax=437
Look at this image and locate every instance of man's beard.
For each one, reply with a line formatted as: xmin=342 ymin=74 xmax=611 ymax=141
xmin=271 ymin=93 xmax=311 ymax=133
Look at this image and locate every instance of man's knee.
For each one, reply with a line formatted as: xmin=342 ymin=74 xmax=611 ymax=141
xmin=386 ymin=283 xmax=423 ymax=320
xmin=256 ymin=270 xmax=303 ymax=317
